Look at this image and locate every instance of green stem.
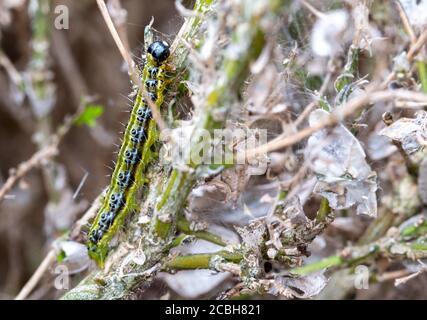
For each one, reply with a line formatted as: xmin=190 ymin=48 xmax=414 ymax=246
xmin=290 ymin=245 xmax=379 ymax=276
xmin=357 ymin=210 xmax=395 ymax=245
xmin=152 ymin=170 xmax=192 ymax=239
xmin=156 ymin=169 xmax=178 ymax=211
xmin=169 ymin=234 xmax=190 ymax=248
xmin=151 ymin=0 xmax=289 ymax=241
xmin=177 ymin=218 xmax=227 ymax=246
xmin=165 ymin=251 xmax=243 ymax=270
xmin=334 ymin=46 xmax=360 ymax=93
xmin=400 ymin=217 xmax=427 ymax=239
xmin=290 ymin=232 xmax=427 ymax=276
xmin=316 ymin=197 xmax=331 ymax=223
xmin=411 ymin=242 xmax=427 ymax=251
xmin=417 ymin=60 xmax=427 ymax=93
xmin=291 ymin=255 xmax=343 ymax=276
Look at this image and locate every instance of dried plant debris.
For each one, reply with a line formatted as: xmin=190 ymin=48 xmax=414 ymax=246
xmin=235 ymin=219 xmax=267 ymax=253
xmin=55 ymin=241 xmax=91 ymax=275
xmin=367 ymin=131 xmax=397 ymax=161
xmin=306 ymin=109 xmax=378 ymax=217
xmin=268 ymin=272 xmax=327 ymax=298
xmin=399 ymin=0 xmax=427 ymax=28
xmin=383 ymin=175 xmax=421 ymax=216
xmin=310 ymin=10 xmax=350 ymax=57
xmin=379 ymin=111 xmax=427 ymax=155
xmin=265 ymin=195 xmax=307 ymax=250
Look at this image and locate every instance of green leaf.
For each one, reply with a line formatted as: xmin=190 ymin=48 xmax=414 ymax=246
xmin=74 ymin=104 xmax=104 ymax=128
xmin=318 ymin=98 xmax=331 ymax=112
xmin=57 ymin=250 xmax=66 ymax=263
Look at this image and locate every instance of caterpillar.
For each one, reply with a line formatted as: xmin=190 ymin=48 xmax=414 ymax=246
xmin=86 ymin=39 xmax=172 ymax=267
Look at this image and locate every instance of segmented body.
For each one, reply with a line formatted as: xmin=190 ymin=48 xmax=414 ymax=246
xmin=87 ymin=41 xmax=172 ymax=266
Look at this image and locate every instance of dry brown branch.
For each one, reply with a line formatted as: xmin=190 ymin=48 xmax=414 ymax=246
xmin=407 ymin=27 xmax=427 ymax=61
xmin=246 ymin=89 xmax=427 ymax=159
xmin=299 ymin=0 xmax=326 ymax=19
xmin=247 ymin=26 xmax=427 ymax=161
xmin=0 ymin=92 xmax=86 ymax=205
xmin=380 ymin=27 xmax=427 ymax=88
xmin=14 ymin=250 xmax=56 ymax=300
xmin=293 ymin=70 xmax=332 ymax=128
xmin=395 ymin=0 xmax=417 ymax=45
xmin=13 ymin=194 xmax=102 ymax=300
xmin=0 ymin=145 xmax=58 ymax=205
xmin=96 ymin=0 xmax=167 ymax=131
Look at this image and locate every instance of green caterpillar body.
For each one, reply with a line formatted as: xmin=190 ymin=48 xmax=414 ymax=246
xmin=87 ymin=40 xmax=172 ymax=267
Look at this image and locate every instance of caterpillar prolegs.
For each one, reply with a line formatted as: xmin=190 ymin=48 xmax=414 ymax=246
xmin=87 ymin=40 xmax=172 ymax=267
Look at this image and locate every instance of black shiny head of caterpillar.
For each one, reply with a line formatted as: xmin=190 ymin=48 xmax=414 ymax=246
xmin=147 ymin=41 xmax=170 ymax=64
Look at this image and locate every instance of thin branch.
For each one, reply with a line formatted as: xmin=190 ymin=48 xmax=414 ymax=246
xmin=96 ymin=0 xmax=134 ymax=71
xmin=395 ymin=0 xmax=417 ymax=45
xmin=291 ymin=224 xmax=427 ymax=276
xmin=164 ymin=251 xmax=242 ymax=271
xmin=107 ymin=0 xmax=131 ymax=55
xmin=407 ymin=27 xmax=427 ymax=61
xmin=14 ymin=250 xmax=56 ymax=300
xmin=176 ymin=218 xmax=228 ymax=246
xmin=0 ymin=145 xmax=58 ymax=205
xmin=0 ymin=93 xmax=90 ymax=205
xmin=377 ymin=269 xmax=412 ymax=283
xmin=95 ymin=0 xmax=167 ymax=131
xmin=246 ymin=89 xmax=427 ymax=160
xmin=293 ymin=70 xmax=332 ymax=128
xmin=380 ymin=27 xmax=427 ymax=88
xmin=299 ymin=0 xmax=326 ymax=19
xmin=14 ymin=194 xmax=102 ymax=300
